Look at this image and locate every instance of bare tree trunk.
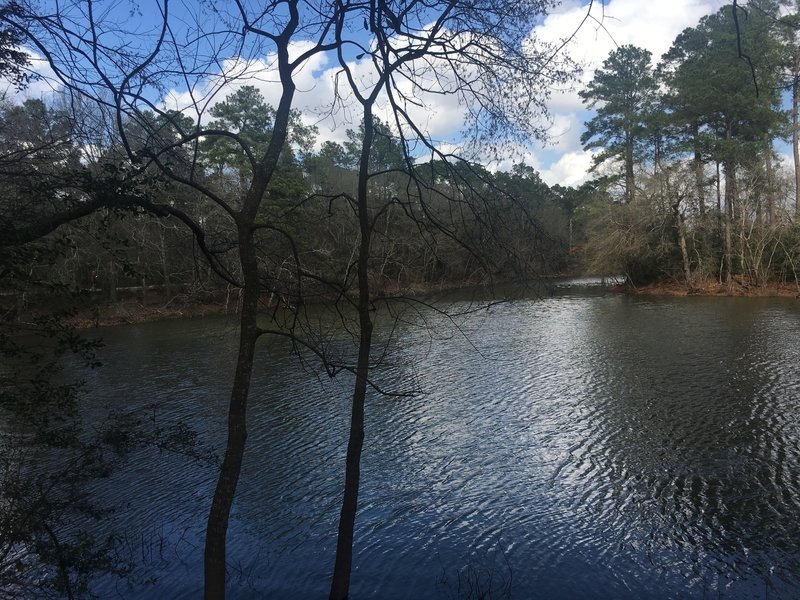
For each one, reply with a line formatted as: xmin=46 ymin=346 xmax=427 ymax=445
xmin=723 ymin=159 xmax=735 ymax=293
xmin=794 ymin=75 xmax=800 ymax=217
xmin=204 ymin=225 xmax=259 ymax=600
xmin=203 ymin=35 xmax=299 ymax=598
xmin=765 ymin=133 xmax=775 ymax=226
xmin=107 ymin=259 xmax=117 ymax=302
xmin=330 ymin=107 xmax=375 ymax=600
xmin=693 ymin=122 xmax=705 ymax=216
xmin=673 ymin=201 xmax=692 ymax=288
xmin=625 ymin=131 xmax=635 ymax=204
xmin=160 ymin=226 xmax=171 ymax=298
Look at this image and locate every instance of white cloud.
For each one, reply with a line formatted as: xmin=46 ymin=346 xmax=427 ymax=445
xmin=540 ymin=150 xmax=597 ymax=188
xmin=528 ymin=0 xmax=728 ymax=185
xmin=162 ymin=28 xmax=502 ymax=152
xmin=15 ymin=0 xmax=731 ymax=190
xmin=545 ymin=113 xmax=585 ymax=153
xmin=535 ymin=0 xmax=727 ymax=73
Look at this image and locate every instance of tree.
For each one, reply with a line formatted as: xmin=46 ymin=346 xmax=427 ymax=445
xmin=199 ymin=85 xmax=315 ymax=205
xmin=660 ymin=4 xmax=782 ymax=288
xmin=0 ymin=93 xmax=211 ymax=600
xmin=324 ymin=1 xmax=573 ymax=597
xmin=0 ymin=96 xmax=119 ymax=599
xmin=3 ymin=3 xmax=346 ymax=598
xmin=3 ymin=2 xmax=574 ymax=599
xmin=580 ymin=45 xmax=658 ymax=204
xmin=777 ymin=1 xmax=800 ymax=216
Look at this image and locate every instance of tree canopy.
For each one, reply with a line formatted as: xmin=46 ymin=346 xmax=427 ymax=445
xmin=580 ymin=44 xmax=658 ymax=204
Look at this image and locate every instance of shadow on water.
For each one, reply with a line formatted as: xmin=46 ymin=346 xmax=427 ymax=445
xmin=42 ymin=293 xmax=800 ymax=599
xmin=548 ymin=296 xmax=800 ymax=598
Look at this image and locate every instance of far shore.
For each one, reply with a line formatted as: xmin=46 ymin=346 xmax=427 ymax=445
xmin=619 ymin=278 xmax=800 ymax=298
xmin=14 ymin=276 xmax=796 ymax=330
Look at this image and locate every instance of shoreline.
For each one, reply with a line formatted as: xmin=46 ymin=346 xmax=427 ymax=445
xmin=62 ymin=280 xmax=483 ymax=328
xmin=66 ymin=298 xmax=234 ymax=329
xmin=618 ymin=278 xmax=800 ymax=298
xmin=54 ymin=277 xmax=800 ymax=329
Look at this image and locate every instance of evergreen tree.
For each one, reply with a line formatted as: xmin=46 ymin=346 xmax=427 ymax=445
xmin=660 ymin=5 xmax=782 ymax=286
xmin=199 ymin=86 xmax=316 ymax=203
xmin=776 ymin=0 xmax=800 ymax=215
xmin=580 ymin=45 xmax=658 ymax=203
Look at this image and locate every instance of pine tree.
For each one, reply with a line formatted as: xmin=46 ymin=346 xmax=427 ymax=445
xmin=580 ymin=45 xmax=658 ymax=203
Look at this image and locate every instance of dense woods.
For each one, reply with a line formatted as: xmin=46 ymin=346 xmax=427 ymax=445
xmin=5 ymin=3 xmax=800 ymax=310
xmin=0 ymin=93 xmax=570 ymax=311
xmin=2 ymin=0 xmax=800 ymax=598
xmin=581 ymin=1 xmax=800 ymax=291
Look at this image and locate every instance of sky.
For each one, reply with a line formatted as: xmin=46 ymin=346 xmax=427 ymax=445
xmin=523 ymin=0 xmax=729 ymax=187
xmin=14 ymin=0 xmax=733 ymax=187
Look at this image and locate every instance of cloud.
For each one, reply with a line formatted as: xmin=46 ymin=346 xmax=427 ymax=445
xmin=162 ymin=28 xmax=516 ymax=153
xmin=535 ymin=0 xmax=727 ymax=73
xmin=540 ymin=150 xmax=597 ymax=188
xmin=527 ymin=0 xmax=728 ymax=185
xmin=12 ymin=1 xmax=731 ymax=191
xmin=545 ymin=113 xmax=585 ymax=153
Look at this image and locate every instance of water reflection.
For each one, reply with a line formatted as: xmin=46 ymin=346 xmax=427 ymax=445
xmin=52 ymin=294 xmax=800 ymax=599
xmin=551 ymin=296 xmax=800 ymax=596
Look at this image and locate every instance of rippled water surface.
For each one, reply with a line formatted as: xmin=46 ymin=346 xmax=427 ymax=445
xmin=75 ymin=286 xmax=800 ymax=598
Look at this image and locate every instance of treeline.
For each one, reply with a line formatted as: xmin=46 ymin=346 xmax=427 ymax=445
xmin=4 ymin=0 xmax=797 ymax=597
xmin=0 ymin=0 xmax=578 ymax=596
xmin=578 ymin=1 xmax=800 ymax=290
xmin=0 ymin=90 xmax=573 ymax=314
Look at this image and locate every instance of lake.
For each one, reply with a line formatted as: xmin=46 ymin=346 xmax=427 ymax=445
xmin=71 ymin=281 xmax=800 ymax=598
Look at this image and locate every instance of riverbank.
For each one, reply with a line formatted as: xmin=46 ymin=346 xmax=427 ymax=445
xmin=63 ymin=280 xmax=476 ymax=328
xmin=66 ymin=295 xmax=233 ymax=328
xmin=49 ymin=276 xmax=800 ymax=328
xmin=622 ymin=277 xmax=800 ymax=298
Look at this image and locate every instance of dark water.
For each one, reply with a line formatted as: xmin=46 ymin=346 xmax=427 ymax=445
xmin=70 ymin=283 xmax=800 ymax=598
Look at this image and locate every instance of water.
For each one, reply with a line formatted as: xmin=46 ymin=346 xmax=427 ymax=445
xmin=57 ymin=284 xmax=800 ymax=598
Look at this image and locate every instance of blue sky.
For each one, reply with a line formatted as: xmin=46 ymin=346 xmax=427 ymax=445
xmin=12 ymin=0 xmax=741 ymax=187
xmin=525 ymin=0 xmax=730 ymax=186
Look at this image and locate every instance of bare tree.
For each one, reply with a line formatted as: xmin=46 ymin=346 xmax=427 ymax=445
xmin=4 ymin=2 xmax=343 ymax=597
xmin=325 ymin=1 xmax=573 ymax=597
xmin=3 ymin=1 xmax=573 ymax=598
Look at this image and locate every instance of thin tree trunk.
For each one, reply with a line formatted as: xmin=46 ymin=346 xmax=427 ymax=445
xmin=625 ymin=131 xmax=635 ymax=204
xmin=765 ymin=133 xmax=775 ymax=226
xmin=204 ymin=224 xmax=259 ymax=600
xmin=330 ymin=107 xmax=375 ymax=600
xmin=693 ymin=122 xmax=705 ymax=216
xmin=794 ymin=75 xmax=800 ymax=217
xmin=107 ymin=259 xmax=117 ymax=302
xmin=160 ymin=227 xmax=171 ymax=297
xmin=673 ymin=201 xmax=692 ymax=288
xmin=203 ymin=34 xmax=299 ymax=597
xmin=723 ymin=159 xmax=735 ymax=293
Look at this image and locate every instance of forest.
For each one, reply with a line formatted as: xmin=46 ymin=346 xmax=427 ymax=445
xmin=1 ymin=92 xmax=570 ymax=313
xmin=580 ymin=0 xmax=800 ymax=291
xmin=2 ymin=0 xmax=800 ymax=599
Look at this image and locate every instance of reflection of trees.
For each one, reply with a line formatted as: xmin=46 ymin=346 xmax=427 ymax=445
xmin=562 ymin=298 xmax=800 ymax=587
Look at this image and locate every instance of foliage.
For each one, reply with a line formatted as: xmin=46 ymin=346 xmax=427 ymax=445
xmin=0 ymin=268 xmax=122 ymax=598
xmin=0 ymin=2 xmax=35 ymax=90
xmin=660 ymin=5 xmax=782 ymax=167
xmin=200 ymin=86 xmax=316 ymax=205
xmin=580 ymin=45 xmax=658 ymax=203
xmin=576 ymin=3 xmax=800 ymax=290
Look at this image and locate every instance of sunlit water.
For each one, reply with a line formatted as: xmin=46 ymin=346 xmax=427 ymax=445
xmin=61 ymin=283 xmax=800 ymax=598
